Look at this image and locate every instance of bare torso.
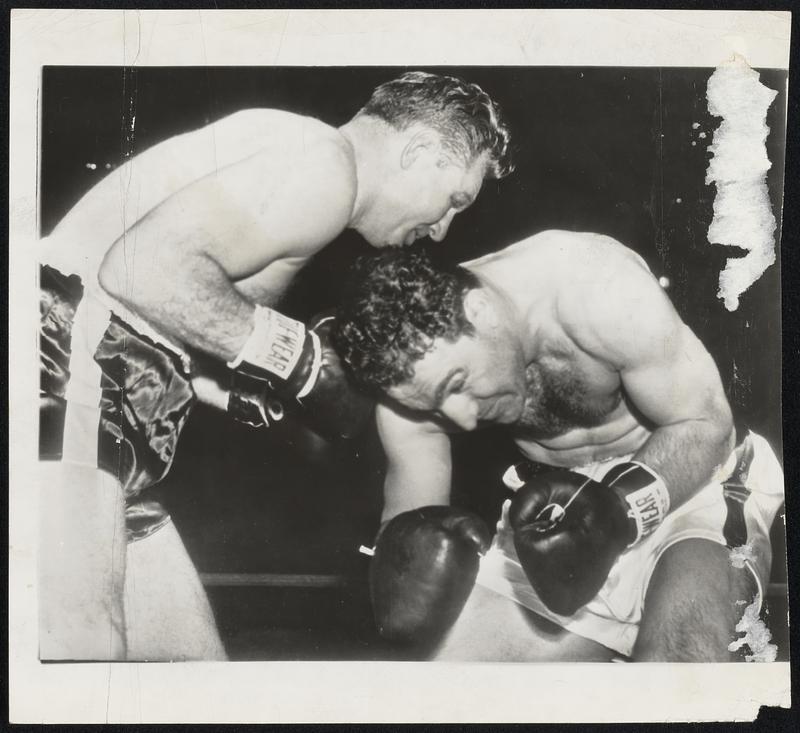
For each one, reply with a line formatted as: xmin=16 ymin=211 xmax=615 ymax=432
xmin=466 ymin=231 xmax=656 ymax=467
xmin=41 ymin=109 xmax=354 ymax=306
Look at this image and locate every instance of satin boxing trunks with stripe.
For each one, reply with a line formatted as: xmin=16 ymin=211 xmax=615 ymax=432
xmin=39 ymin=263 xmax=196 ymax=542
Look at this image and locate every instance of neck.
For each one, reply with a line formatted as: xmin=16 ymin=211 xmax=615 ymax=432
xmin=339 ymin=115 xmax=398 ymax=230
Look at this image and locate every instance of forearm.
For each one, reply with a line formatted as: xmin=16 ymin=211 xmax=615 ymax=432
xmin=633 ymin=416 xmax=735 ymax=509
xmin=191 ymin=373 xmax=231 ymax=411
xmin=381 ymin=462 xmax=452 ymax=525
xmin=100 ymin=247 xmax=254 ymax=362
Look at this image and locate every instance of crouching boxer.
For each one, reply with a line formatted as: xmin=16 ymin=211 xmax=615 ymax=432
xmin=38 ymin=71 xmax=513 ymax=660
xmin=335 ymin=231 xmax=785 ymax=662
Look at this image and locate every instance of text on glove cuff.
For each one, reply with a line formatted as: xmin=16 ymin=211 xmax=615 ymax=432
xmin=605 ymin=462 xmax=670 ymax=546
xmin=227 ymin=305 xmax=306 ymax=380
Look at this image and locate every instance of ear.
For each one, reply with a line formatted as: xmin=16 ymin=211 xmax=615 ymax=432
xmin=462 ymin=288 xmax=495 ymax=330
xmin=400 ymin=129 xmax=440 ymax=170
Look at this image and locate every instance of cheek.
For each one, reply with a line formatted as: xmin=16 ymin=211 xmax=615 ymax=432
xmin=497 ymin=353 xmax=522 ymax=392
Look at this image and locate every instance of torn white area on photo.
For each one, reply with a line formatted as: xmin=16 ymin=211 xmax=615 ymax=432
xmin=728 ymin=598 xmax=778 ymax=663
xmin=705 ymin=55 xmax=779 ymax=312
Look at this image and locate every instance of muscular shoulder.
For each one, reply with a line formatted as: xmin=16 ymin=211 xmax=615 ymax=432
xmin=550 ymin=234 xmax=680 ymax=367
xmin=162 ymin=111 xmax=357 ymax=264
xmin=509 ymin=230 xmax=647 ymax=271
xmin=467 ymin=230 xmax=641 ymax=275
xmin=242 ymin=112 xmax=357 ymax=250
xmin=209 ymin=109 xmax=351 ymax=164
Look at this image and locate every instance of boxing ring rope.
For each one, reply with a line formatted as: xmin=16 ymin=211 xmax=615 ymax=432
xmin=199 ymin=572 xmax=788 ymax=597
xmin=200 ymin=573 xmax=355 ymax=588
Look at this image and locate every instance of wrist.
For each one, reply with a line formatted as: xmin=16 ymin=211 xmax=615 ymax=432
xmin=603 ymin=462 xmax=670 ymax=547
xmin=190 ymin=373 xmax=231 ymax=412
xmin=228 ymin=306 xmax=322 ymax=401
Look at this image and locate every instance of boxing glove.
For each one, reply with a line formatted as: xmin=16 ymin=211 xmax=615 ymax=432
xmin=370 ymin=506 xmax=492 ymax=643
xmin=509 ymin=463 xmax=670 ymax=616
xmin=227 ymin=308 xmax=374 ymax=439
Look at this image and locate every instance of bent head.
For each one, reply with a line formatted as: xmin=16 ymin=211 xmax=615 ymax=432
xmin=351 ymin=71 xmax=514 ymax=248
xmin=334 ymin=249 xmax=527 ymax=431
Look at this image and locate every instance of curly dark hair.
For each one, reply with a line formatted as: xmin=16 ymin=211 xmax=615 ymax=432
xmin=358 ymin=71 xmax=514 ymax=180
xmin=333 ymin=248 xmax=480 ymax=391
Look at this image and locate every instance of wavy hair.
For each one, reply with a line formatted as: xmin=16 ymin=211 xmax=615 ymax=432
xmin=358 ymin=71 xmax=514 ymax=180
xmin=333 ymin=248 xmax=480 ymax=391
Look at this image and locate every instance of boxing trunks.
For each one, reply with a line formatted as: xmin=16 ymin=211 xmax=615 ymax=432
xmin=476 ymin=431 xmax=785 ymax=657
xmin=39 ymin=263 xmax=196 ymax=542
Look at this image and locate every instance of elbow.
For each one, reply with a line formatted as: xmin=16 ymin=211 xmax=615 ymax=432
xmin=97 ymin=248 xmax=124 ymax=301
xmin=97 ymin=242 xmax=163 ymax=309
xmin=708 ymin=397 xmax=735 ymax=456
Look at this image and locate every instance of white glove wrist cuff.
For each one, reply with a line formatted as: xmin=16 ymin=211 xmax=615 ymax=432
xmin=295 ymin=329 xmax=322 ymax=400
xmin=227 ymin=305 xmax=306 ymax=381
xmin=620 ymin=462 xmax=670 ymax=546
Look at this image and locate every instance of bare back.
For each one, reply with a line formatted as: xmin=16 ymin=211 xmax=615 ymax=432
xmin=41 ymin=109 xmax=356 ymax=305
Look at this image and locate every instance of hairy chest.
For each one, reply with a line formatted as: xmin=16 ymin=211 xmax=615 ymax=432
xmin=514 ymin=351 xmax=622 ymax=439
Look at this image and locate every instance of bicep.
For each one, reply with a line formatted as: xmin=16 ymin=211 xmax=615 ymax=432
xmin=621 ymin=320 xmax=731 ymax=429
xmin=376 ymin=403 xmax=452 ymax=522
xmin=576 ymin=257 xmax=730 ymax=428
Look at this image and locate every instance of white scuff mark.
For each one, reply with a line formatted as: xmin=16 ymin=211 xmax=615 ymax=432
xmin=698 ymin=132 xmax=707 ymax=139
xmin=85 ymin=162 xmax=97 ymax=170
xmin=705 ymin=54 xmax=778 ymax=311
xmin=692 ymin=122 xmax=701 ymax=129
xmin=729 ymin=540 xmax=756 ymax=569
xmin=728 ymin=599 xmax=778 ymax=662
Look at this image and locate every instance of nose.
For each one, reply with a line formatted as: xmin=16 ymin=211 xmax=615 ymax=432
xmin=440 ymin=394 xmax=479 ymax=431
xmin=428 ymin=208 xmax=457 ymax=242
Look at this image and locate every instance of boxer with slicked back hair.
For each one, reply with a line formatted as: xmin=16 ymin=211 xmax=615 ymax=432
xmin=38 ymin=70 xmax=513 ymax=661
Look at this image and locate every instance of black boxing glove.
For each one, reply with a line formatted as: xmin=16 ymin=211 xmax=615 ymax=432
xmin=227 ymin=308 xmax=374 ymax=439
xmin=369 ymin=506 xmax=492 ymax=643
xmin=227 ymin=370 xmax=286 ymax=428
xmin=509 ymin=463 xmax=670 ymax=616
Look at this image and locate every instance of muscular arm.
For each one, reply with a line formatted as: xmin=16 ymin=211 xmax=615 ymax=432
xmin=376 ymin=403 xmax=453 ymax=525
xmin=570 ymin=247 xmax=734 ymax=509
xmin=97 ymin=140 xmax=355 ymax=362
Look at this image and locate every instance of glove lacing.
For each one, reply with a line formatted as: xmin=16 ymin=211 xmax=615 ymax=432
xmin=534 ymin=475 xmax=595 ymax=530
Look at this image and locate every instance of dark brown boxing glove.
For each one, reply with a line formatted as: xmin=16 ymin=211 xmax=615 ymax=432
xmin=509 ymin=464 xmax=670 ymax=616
xmin=228 ymin=308 xmax=374 ymax=439
xmin=370 ymin=506 xmax=492 ymax=643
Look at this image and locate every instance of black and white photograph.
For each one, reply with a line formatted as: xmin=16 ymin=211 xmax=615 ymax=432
xmin=9 ymin=9 xmax=793 ymax=723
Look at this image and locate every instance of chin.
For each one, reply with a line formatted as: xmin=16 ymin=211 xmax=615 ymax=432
xmin=357 ymin=225 xmax=390 ymax=249
xmin=371 ymin=233 xmax=402 ymax=248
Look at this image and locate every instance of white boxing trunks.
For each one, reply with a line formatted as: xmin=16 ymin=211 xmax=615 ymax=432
xmin=475 ymin=431 xmax=785 ymax=657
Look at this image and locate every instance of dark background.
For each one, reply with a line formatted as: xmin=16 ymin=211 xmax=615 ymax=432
xmin=40 ymin=66 xmax=788 ymax=660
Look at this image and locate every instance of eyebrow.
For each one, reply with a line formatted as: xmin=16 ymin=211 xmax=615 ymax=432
xmin=433 ymin=368 xmax=462 ymax=408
